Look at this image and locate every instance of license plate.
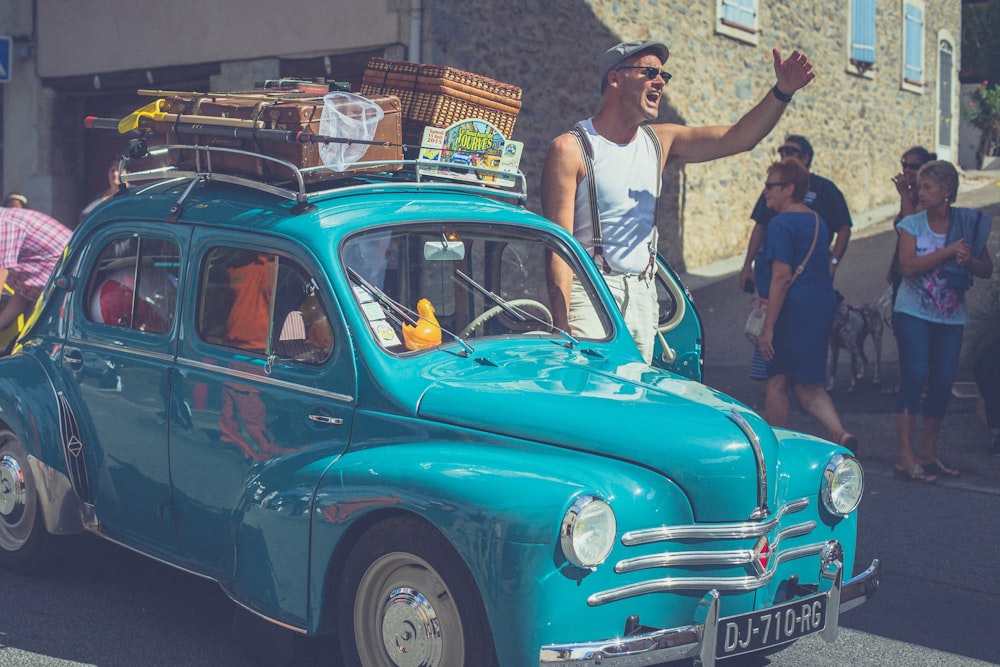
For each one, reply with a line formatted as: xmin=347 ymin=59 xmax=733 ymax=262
xmin=716 ymin=594 xmax=826 ymax=658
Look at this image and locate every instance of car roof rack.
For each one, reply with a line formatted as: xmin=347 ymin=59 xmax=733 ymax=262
xmin=119 ymin=144 xmax=529 ymax=211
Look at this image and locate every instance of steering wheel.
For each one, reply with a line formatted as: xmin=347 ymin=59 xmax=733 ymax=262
xmin=459 ymin=299 xmax=553 ymax=339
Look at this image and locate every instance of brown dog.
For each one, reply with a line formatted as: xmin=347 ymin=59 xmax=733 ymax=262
xmin=827 ymin=292 xmax=883 ymax=392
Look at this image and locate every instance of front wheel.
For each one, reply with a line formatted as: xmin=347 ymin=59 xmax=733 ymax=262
xmin=337 ymin=517 xmax=497 ymax=667
xmin=0 ymin=430 xmax=49 ymax=572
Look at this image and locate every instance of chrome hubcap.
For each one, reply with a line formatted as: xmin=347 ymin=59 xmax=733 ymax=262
xmin=0 ymin=453 xmax=27 ymax=524
xmin=380 ymin=587 xmax=442 ymax=667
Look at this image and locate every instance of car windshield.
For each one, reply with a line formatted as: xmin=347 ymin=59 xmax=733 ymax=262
xmin=341 ymin=222 xmax=611 ymax=353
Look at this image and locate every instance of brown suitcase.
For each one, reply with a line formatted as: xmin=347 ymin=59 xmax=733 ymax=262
xmin=158 ymin=92 xmax=403 ymax=180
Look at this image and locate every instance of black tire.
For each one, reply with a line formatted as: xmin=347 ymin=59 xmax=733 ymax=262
xmin=337 ymin=517 xmax=498 ymax=667
xmin=0 ymin=430 xmax=49 ymax=573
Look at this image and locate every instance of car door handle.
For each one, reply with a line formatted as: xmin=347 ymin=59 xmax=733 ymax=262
xmin=62 ymin=347 xmax=84 ymax=370
xmin=308 ymin=414 xmax=344 ymax=425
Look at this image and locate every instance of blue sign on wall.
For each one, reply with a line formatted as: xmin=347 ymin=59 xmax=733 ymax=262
xmin=0 ymin=36 xmax=11 ymax=83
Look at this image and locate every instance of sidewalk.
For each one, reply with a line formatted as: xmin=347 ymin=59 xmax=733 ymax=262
xmin=681 ymin=170 xmax=1000 ymax=491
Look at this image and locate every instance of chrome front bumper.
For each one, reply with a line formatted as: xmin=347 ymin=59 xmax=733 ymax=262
xmin=539 ymin=558 xmax=879 ymax=667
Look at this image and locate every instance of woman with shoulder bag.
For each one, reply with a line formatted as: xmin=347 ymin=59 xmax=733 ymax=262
xmin=892 ymin=160 xmax=993 ymax=482
xmin=753 ymin=160 xmax=857 ymax=451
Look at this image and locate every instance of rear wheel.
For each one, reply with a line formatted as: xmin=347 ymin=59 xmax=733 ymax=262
xmin=337 ymin=517 xmax=497 ymax=667
xmin=0 ymin=430 xmax=49 ymax=572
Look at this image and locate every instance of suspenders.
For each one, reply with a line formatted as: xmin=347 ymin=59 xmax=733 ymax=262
xmin=569 ymin=123 xmax=662 ymax=277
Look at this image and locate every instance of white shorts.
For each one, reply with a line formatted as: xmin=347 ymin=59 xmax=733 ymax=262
xmin=569 ymin=273 xmax=658 ymax=363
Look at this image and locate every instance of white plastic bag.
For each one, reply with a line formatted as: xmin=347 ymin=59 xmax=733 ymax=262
xmin=318 ymin=92 xmax=385 ymax=172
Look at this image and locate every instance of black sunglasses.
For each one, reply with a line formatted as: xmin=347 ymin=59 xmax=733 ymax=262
xmin=616 ymin=66 xmax=673 ymax=83
xmin=900 ymin=161 xmax=923 ymax=170
xmin=777 ymin=146 xmax=804 ymax=157
xmin=764 ymin=181 xmax=788 ymax=190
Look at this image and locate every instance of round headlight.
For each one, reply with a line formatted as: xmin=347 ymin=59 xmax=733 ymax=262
xmin=560 ymin=495 xmax=617 ymax=569
xmin=821 ymin=454 xmax=864 ymax=516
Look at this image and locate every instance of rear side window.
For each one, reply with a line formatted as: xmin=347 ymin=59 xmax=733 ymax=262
xmin=84 ymin=236 xmax=179 ymax=334
xmin=196 ymin=247 xmax=334 ymax=364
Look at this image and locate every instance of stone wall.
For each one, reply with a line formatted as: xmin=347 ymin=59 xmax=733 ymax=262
xmin=2 ymin=0 xmax=960 ymax=259
xmin=424 ymin=0 xmax=960 ymax=270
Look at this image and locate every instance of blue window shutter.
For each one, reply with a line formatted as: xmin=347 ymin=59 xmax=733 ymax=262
xmin=851 ymin=0 xmax=876 ymax=63
xmin=722 ymin=0 xmax=757 ymax=29
xmin=904 ymin=4 xmax=924 ymax=82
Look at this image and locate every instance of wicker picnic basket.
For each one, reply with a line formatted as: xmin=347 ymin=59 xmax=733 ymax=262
xmin=360 ymin=57 xmax=522 ymax=145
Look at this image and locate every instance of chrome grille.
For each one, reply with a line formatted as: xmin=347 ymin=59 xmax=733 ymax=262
xmin=588 ymin=497 xmax=823 ymax=607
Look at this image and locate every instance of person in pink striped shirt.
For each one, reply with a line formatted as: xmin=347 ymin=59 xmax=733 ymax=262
xmin=0 ymin=207 xmax=71 ymax=332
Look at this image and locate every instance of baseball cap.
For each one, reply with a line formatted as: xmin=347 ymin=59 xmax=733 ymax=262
xmin=599 ymin=40 xmax=670 ymax=89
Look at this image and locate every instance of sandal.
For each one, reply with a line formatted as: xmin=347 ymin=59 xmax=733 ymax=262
xmin=893 ymin=464 xmax=937 ymax=483
xmin=837 ymin=432 xmax=859 ymax=453
xmin=919 ymin=459 xmax=960 ymax=477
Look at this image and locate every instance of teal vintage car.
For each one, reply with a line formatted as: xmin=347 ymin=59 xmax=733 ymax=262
xmin=0 ymin=146 xmax=877 ymax=667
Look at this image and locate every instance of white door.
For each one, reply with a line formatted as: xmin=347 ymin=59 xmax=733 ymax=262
xmin=936 ymin=39 xmax=954 ymax=162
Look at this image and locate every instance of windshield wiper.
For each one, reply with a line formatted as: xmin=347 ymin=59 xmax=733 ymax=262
xmin=453 ymin=269 xmax=580 ymax=348
xmin=347 ymin=267 xmax=474 ymax=357
xmin=453 ymin=269 xmax=525 ymax=322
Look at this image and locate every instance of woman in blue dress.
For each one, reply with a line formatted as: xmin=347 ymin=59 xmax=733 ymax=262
xmin=754 ymin=160 xmax=857 ymax=450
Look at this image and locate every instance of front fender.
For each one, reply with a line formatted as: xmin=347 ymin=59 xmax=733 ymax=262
xmin=0 ymin=352 xmax=84 ymax=535
xmin=305 ymin=436 xmax=697 ymax=666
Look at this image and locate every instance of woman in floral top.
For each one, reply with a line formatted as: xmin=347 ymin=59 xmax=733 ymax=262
xmin=893 ymin=160 xmax=993 ymax=482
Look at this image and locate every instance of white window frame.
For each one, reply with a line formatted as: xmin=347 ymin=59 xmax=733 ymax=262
xmin=847 ymin=0 xmax=876 ymax=79
xmin=716 ymin=0 xmax=759 ymax=46
xmin=901 ymin=0 xmax=925 ymax=94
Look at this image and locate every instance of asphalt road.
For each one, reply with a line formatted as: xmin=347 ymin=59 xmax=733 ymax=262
xmin=2 ymin=475 xmax=998 ymax=666
xmin=0 ymin=529 xmax=340 ymax=666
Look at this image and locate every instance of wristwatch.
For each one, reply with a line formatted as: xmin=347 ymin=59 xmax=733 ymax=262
xmin=771 ymin=84 xmax=793 ymax=104
xmin=830 ymin=257 xmax=840 ymax=266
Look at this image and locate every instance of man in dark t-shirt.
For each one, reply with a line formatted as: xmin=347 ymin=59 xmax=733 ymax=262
xmin=738 ymin=135 xmax=852 ymax=292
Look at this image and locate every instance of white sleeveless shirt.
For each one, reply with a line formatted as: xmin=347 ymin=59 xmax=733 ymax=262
xmin=573 ymin=118 xmax=661 ymax=274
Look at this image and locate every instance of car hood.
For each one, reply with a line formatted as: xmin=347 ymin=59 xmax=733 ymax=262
xmin=415 ymin=352 xmax=778 ymax=522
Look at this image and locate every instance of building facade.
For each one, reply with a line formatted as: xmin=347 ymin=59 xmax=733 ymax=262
xmin=1 ymin=0 xmax=961 ymax=269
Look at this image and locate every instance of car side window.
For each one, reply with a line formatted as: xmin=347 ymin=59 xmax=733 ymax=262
xmin=84 ymin=236 xmax=179 ymax=334
xmin=197 ymin=247 xmax=334 ymax=364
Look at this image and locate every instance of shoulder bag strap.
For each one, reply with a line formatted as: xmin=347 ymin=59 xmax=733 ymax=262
xmin=790 ymin=213 xmax=821 ymax=285
xmin=570 ymin=123 xmax=611 ymax=274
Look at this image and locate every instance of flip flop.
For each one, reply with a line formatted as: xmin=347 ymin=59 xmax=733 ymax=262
xmin=919 ymin=459 xmax=960 ymax=477
xmin=893 ymin=464 xmax=937 ymax=483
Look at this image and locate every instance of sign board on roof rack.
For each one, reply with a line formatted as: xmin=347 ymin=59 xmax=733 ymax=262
xmin=417 ymin=119 xmax=523 ymax=188
xmin=0 ymin=36 xmax=12 ymax=83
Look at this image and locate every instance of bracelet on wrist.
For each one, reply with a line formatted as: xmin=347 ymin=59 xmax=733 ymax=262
xmin=771 ymin=84 xmax=793 ymax=104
